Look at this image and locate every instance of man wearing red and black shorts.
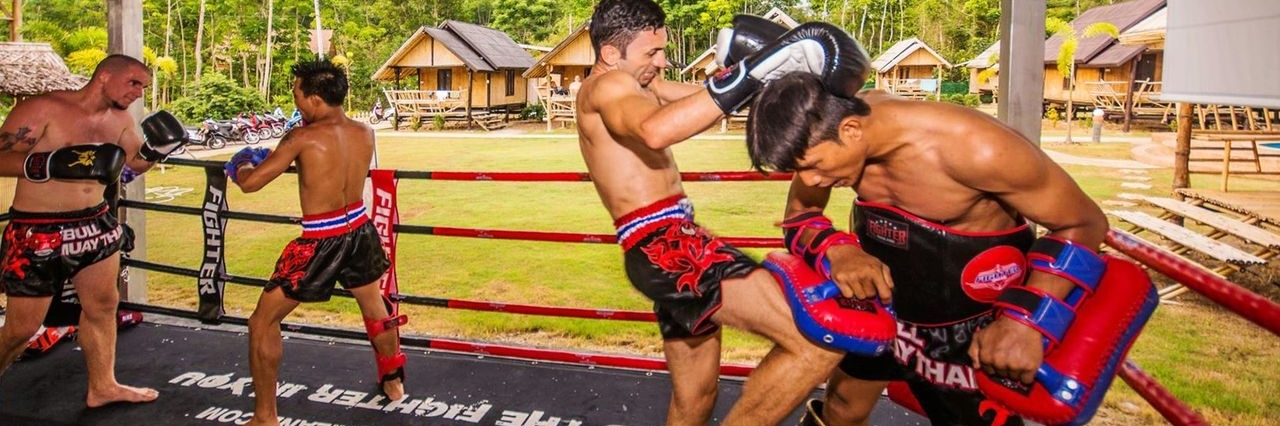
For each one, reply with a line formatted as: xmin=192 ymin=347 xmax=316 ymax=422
xmin=0 ymin=54 xmax=189 ymax=407
xmin=228 ymin=59 xmax=404 ymax=426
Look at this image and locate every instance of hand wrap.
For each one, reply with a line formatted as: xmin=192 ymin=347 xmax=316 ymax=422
xmin=977 ymin=249 xmax=1160 ymax=425
xmin=763 ymin=252 xmax=896 ymax=356
xmin=781 ymin=212 xmax=860 ymax=279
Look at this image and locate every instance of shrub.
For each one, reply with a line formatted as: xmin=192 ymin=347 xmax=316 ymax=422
xmin=521 ymin=103 xmax=546 ymax=121
xmin=433 ymin=114 xmax=446 ymax=131
xmin=166 ymin=73 xmax=268 ymax=122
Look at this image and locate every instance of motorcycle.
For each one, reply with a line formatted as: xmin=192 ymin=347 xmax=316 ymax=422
xmin=193 ymin=119 xmax=231 ymax=149
xmin=284 ymin=109 xmax=306 ymax=132
xmin=369 ymin=100 xmax=397 ymax=125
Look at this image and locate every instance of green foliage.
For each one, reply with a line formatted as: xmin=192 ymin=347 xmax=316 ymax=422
xmin=934 ymin=93 xmax=980 ymax=107
xmin=62 ymin=27 xmax=108 ymax=54
xmin=490 ymin=0 xmax=559 ymax=44
xmin=433 ymin=114 xmax=447 ymax=131
xmin=65 ymin=49 xmax=109 ymax=76
xmin=165 ymin=73 xmax=268 ymax=122
xmin=409 ymin=116 xmax=422 ymax=131
xmin=1046 ymin=106 xmax=1062 ymax=126
xmin=521 ymin=103 xmax=546 ymax=121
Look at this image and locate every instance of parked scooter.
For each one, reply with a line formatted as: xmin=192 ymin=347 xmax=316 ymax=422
xmin=284 ymin=109 xmax=306 ymax=132
xmin=194 ymin=118 xmax=231 ymax=149
xmin=369 ymin=100 xmax=397 ymax=125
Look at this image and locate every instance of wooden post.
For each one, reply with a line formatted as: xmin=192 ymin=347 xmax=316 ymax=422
xmin=1123 ymin=62 xmax=1140 ymax=133
xmin=9 ymin=0 xmax=21 ymax=41
xmin=1173 ymin=103 xmax=1193 ymax=198
xmin=108 ymin=0 xmax=147 ymax=302
xmin=998 ymin=0 xmax=1046 ymax=146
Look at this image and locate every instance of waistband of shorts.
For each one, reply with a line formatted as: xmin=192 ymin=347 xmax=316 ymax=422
xmin=8 ymin=202 xmax=110 ymax=224
xmin=614 ymin=195 xmax=691 ymax=250
xmin=301 ymin=202 xmax=368 ymax=238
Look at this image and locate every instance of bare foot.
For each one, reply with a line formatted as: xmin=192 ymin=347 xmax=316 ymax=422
xmin=86 ymin=383 xmax=158 ymax=407
xmin=383 ymin=377 xmax=405 ymax=401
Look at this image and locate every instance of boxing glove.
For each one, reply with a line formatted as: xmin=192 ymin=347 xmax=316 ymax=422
xmin=714 ymin=14 xmax=789 ymax=68
xmin=24 ymin=143 xmax=126 ymax=184
xmin=139 ymin=110 xmax=190 ymax=162
xmin=706 ymin=22 xmax=870 ymax=114
xmin=225 ymin=147 xmax=271 ymax=184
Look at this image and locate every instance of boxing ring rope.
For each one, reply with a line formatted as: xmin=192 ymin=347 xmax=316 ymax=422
xmin=111 ymin=157 xmax=1280 ymax=425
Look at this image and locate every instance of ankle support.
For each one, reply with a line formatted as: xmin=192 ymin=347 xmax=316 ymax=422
xmin=364 ymin=314 xmax=409 ymax=386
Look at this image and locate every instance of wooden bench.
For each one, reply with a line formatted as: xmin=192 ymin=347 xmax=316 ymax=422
xmin=1142 ymin=196 xmax=1280 ymax=261
xmin=1107 ymin=210 xmax=1265 ymax=299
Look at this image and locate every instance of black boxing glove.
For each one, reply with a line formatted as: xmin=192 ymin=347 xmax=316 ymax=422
xmin=705 ymin=22 xmax=871 ymax=114
xmin=24 ymin=143 xmax=126 ymax=184
xmin=139 ymin=110 xmax=190 ymax=162
xmin=714 ymin=14 xmax=789 ymax=68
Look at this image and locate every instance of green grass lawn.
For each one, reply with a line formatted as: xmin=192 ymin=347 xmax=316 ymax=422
xmin=136 ymin=134 xmax=1276 ymax=425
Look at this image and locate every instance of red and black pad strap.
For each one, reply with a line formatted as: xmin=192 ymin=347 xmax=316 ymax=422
xmin=780 ymin=212 xmax=860 ymax=278
xmin=364 ymin=314 xmax=409 ymax=388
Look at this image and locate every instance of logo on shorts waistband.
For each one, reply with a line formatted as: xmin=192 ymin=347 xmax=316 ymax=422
xmin=865 ymin=213 xmax=909 ymax=249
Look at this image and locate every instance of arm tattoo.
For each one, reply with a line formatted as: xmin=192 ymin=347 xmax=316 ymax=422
xmin=0 ymin=127 xmax=39 ymax=151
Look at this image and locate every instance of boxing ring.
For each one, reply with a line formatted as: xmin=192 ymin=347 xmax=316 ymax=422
xmin=2 ymin=156 xmax=1278 ymax=425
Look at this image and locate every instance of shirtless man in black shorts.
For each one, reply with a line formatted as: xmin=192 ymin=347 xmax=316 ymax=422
xmin=746 ymin=73 xmax=1110 ymax=426
xmin=227 ymin=60 xmax=405 ymax=426
xmin=0 ymin=54 xmax=188 ymax=406
xmin=575 ymin=1 xmax=874 ymax=424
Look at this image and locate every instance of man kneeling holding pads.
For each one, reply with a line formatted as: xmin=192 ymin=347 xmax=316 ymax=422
xmin=748 ymin=73 xmax=1156 ymax=426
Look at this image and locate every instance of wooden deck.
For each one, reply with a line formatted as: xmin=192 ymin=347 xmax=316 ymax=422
xmin=1175 ymin=188 xmax=1280 ymax=229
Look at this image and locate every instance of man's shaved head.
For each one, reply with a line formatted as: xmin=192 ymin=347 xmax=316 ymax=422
xmin=92 ymin=54 xmax=150 ymax=79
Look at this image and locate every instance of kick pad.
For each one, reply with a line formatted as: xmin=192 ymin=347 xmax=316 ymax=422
xmin=0 ymin=320 xmax=926 ymax=426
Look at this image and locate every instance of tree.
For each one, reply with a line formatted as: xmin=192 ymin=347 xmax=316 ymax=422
xmin=1047 ymin=16 xmax=1117 ymax=143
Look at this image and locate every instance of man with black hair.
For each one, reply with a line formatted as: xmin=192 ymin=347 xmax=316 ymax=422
xmin=229 ymin=59 xmax=405 ymax=426
xmin=746 ymin=73 xmax=1110 ymax=426
xmin=575 ymin=0 xmax=875 ymax=424
xmin=0 ymin=54 xmax=187 ymax=407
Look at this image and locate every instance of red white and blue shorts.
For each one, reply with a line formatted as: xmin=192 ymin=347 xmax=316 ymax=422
xmin=267 ymin=203 xmax=390 ymax=302
xmin=616 ymin=195 xmax=757 ymax=339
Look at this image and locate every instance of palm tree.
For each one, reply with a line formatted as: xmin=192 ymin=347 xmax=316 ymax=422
xmin=1047 ymin=17 xmax=1118 ymax=143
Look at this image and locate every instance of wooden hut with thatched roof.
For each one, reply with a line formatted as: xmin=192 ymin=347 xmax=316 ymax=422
xmin=679 ymin=7 xmax=801 ymax=83
xmin=371 ymin=20 xmax=535 ymax=130
xmin=0 ymin=42 xmax=88 ymax=98
xmin=871 ymin=37 xmax=952 ymax=99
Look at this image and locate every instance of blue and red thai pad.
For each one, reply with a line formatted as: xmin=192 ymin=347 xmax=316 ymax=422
xmin=977 ymin=255 xmax=1159 ymax=425
xmin=764 ymin=251 xmax=896 ymax=356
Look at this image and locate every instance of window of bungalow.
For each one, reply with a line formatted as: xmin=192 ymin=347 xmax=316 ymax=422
xmin=437 ymin=69 xmax=452 ymax=91
xmin=505 ymin=70 xmax=516 ymax=96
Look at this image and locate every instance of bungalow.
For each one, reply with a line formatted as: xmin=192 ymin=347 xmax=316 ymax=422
xmin=1042 ymin=0 xmax=1165 ymax=119
xmin=960 ymin=41 xmax=999 ymax=95
xmin=522 ymin=23 xmax=593 ymax=129
xmin=371 ymin=20 xmax=535 ymax=129
xmin=870 ymin=37 xmax=952 ymax=99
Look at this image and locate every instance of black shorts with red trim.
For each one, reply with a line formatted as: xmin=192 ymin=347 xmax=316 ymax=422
xmin=839 ymin=313 xmax=1022 ymax=425
xmin=1 ymin=203 xmax=123 ymax=297
xmin=267 ymin=203 xmax=390 ymax=302
xmin=616 ymin=195 xmax=757 ymax=340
